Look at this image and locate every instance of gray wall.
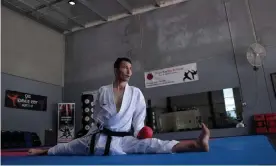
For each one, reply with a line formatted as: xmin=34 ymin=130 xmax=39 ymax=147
xmin=1 ymin=6 xmax=64 ymax=144
xmin=64 ymin=0 xmax=276 ymax=139
xmin=249 ymin=0 xmax=276 ymax=112
xmin=1 ymin=73 xmax=62 ymax=145
xmin=1 ymin=6 xmax=65 ymax=86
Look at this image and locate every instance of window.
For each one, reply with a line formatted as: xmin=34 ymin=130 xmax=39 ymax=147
xmin=223 ymin=88 xmax=237 ymax=119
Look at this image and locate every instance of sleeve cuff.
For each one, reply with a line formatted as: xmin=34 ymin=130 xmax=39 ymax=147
xmin=134 ymin=125 xmax=144 ymax=138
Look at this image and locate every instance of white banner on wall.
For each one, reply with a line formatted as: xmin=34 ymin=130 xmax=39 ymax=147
xmin=144 ymin=63 xmax=198 ymax=88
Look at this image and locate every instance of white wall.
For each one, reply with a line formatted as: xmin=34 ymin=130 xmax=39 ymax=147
xmin=1 ymin=6 xmax=65 ymax=86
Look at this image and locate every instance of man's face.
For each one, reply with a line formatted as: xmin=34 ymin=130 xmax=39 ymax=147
xmin=116 ymin=61 xmax=132 ymax=82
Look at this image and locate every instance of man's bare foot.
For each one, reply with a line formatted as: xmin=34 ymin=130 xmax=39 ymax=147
xmin=172 ymin=123 xmax=210 ymax=153
xmin=28 ymin=148 xmax=48 ymax=156
xmin=196 ymin=123 xmax=210 ymax=152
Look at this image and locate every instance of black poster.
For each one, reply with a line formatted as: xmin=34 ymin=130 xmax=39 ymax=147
xmin=5 ymin=90 xmax=47 ymax=111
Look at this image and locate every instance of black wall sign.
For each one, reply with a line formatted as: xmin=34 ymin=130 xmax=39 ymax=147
xmin=5 ymin=90 xmax=47 ymax=111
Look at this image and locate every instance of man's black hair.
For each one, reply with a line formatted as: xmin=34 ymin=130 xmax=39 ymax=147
xmin=114 ymin=57 xmax=132 ymax=69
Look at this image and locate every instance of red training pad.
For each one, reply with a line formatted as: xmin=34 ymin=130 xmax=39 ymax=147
xmin=1 ymin=151 xmax=28 ymax=156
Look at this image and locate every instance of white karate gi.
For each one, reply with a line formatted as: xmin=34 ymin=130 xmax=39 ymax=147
xmin=48 ymin=84 xmax=179 ymax=156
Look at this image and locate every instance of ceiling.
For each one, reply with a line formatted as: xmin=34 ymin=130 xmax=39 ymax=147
xmin=2 ymin=0 xmax=189 ymax=34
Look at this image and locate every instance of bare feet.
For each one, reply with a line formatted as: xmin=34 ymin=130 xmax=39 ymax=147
xmin=28 ymin=148 xmax=48 ymax=156
xmin=196 ymin=123 xmax=210 ymax=152
xmin=172 ymin=123 xmax=210 ymax=153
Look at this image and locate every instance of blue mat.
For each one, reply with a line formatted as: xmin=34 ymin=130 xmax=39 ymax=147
xmin=2 ymin=135 xmax=276 ymax=165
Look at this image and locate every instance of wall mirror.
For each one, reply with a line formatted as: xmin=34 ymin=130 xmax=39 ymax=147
xmin=145 ymin=87 xmax=244 ymax=133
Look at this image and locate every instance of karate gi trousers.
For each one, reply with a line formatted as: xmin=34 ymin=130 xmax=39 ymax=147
xmin=47 ymin=129 xmax=179 ymax=156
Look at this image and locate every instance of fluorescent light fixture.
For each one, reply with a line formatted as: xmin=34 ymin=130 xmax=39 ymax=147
xmin=68 ymin=0 xmax=75 ymax=5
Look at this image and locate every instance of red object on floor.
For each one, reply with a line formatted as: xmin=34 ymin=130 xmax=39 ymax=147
xmin=1 ymin=151 xmax=28 ymax=156
xmin=268 ymin=127 xmax=276 ymax=133
xmin=256 ymin=127 xmax=268 ymax=133
xmin=137 ymin=126 xmax=153 ymax=139
xmin=1 ymin=147 xmax=50 ymax=156
xmin=254 ymin=113 xmax=276 ymax=134
xmin=254 ymin=114 xmax=265 ymax=121
xmin=265 ymin=113 xmax=276 ymax=121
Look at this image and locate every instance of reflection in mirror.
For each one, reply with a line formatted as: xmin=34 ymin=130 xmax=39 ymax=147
xmin=145 ymin=87 xmax=244 ymax=133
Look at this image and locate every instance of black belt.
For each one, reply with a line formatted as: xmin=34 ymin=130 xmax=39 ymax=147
xmin=89 ymin=126 xmax=132 ymax=156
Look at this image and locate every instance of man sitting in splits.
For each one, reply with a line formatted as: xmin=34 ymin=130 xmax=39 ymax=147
xmin=29 ymin=57 xmax=210 ymax=156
